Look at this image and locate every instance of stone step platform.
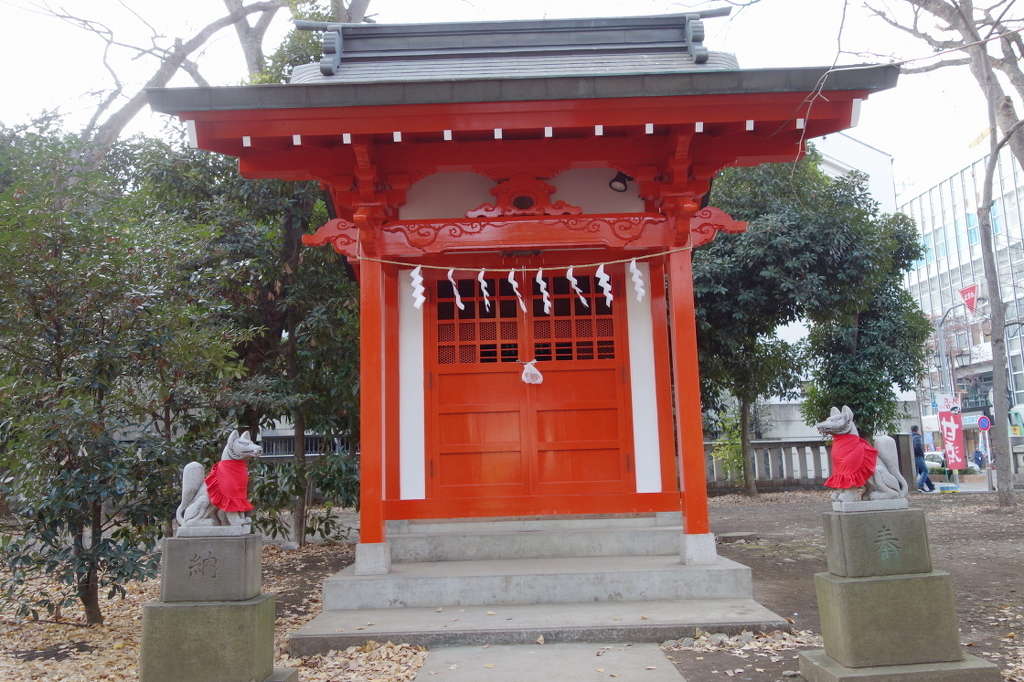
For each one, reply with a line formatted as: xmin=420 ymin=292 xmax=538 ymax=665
xmin=389 ymin=524 xmax=683 ymax=562
xmin=387 ymin=511 xmax=681 ymax=535
xmin=289 ymin=598 xmax=788 ymax=655
xmin=323 ymin=555 xmax=752 ymax=611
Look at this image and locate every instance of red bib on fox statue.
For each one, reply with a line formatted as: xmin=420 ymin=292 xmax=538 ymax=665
xmin=825 ymin=433 xmax=878 ymax=490
xmin=205 ymin=459 xmax=254 ymax=513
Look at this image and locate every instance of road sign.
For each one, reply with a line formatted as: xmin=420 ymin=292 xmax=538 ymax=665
xmin=978 ymin=415 xmax=992 ymax=431
xmin=931 ymin=400 xmax=938 ymax=410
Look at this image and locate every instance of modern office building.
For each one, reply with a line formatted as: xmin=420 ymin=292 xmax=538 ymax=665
xmin=900 ymin=140 xmax=1024 ymax=452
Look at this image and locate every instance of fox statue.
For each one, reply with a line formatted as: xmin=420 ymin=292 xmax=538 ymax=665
xmin=815 ymin=406 xmax=909 ymax=503
xmin=176 ymin=429 xmax=262 ymax=531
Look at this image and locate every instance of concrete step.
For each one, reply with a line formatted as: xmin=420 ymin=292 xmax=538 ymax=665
xmin=289 ymin=598 xmax=788 ymax=654
xmin=388 ymin=511 xmax=681 ymax=535
xmin=322 ymin=555 xmax=752 ymax=610
xmin=389 ymin=525 xmax=682 ymax=562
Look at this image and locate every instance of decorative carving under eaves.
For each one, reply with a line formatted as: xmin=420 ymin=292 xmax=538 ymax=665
xmin=385 ymin=220 xmax=497 ymax=250
xmin=467 ymin=174 xmax=582 ymax=218
xmin=688 ymin=206 xmax=747 ymax=247
xmin=302 ymin=218 xmax=358 ymax=257
xmin=562 ymin=215 xmax=654 ymax=244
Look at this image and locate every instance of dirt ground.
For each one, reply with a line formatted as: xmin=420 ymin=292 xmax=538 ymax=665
xmin=663 ymin=489 xmax=1024 ymax=681
xmin=3 ymin=492 xmax=1023 ymax=680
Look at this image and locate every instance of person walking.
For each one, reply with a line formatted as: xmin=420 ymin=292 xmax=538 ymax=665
xmin=912 ymin=425 xmax=935 ymax=492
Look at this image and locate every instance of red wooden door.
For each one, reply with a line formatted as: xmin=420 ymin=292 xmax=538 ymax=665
xmin=424 ymin=267 xmax=635 ymax=506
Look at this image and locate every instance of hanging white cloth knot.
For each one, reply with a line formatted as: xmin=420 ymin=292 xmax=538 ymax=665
xmin=536 ymin=268 xmax=552 ymax=315
xmin=596 ymin=263 xmax=614 ymax=307
xmin=629 ymin=259 xmax=646 ymax=302
xmin=409 ymin=266 xmax=425 ymax=310
xmin=521 ymin=359 xmax=543 ymax=384
xmin=447 ymin=268 xmax=465 ymax=311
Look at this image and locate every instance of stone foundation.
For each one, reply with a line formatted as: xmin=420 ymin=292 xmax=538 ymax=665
xmin=799 ymin=507 xmax=1000 ymax=681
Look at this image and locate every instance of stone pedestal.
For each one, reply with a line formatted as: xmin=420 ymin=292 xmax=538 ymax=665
xmin=141 ymin=534 xmax=297 ymax=682
xmin=799 ymin=508 xmax=999 ymax=681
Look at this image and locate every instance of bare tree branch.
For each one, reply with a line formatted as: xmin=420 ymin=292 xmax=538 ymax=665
xmin=901 ymin=56 xmax=972 ymax=72
xmin=179 ymin=59 xmax=211 ymax=88
xmin=44 ymin=0 xmax=286 ymax=161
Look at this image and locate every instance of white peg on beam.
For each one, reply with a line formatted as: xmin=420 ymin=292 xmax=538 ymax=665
xmin=796 ymin=118 xmax=805 ymax=130
xmin=242 ymin=136 xmax=252 ymax=148
xmin=342 ymin=133 xmax=352 ymax=144
xmin=594 ymin=124 xmax=604 ymax=136
xmin=393 ymin=131 xmax=402 ymax=142
xmin=645 ymin=123 xmax=654 ymax=134
xmin=443 ymin=129 xmax=453 ymax=141
xmin=494 ymin=128 xmax=503 ymax=139
xmin=544 ymin=126 xmax=553 ymax=138
xmin=745 ymin=120 xmax=755 ymax=131
xmin=292 ymin=134 xmax=302 ymax=146
xmin=694 ymin=121 xmax=704 ymax=133
xmin=185 ymin=120 xmax=198 ymax=148
xmin=850 ymin=98 xmax=863 ymax=127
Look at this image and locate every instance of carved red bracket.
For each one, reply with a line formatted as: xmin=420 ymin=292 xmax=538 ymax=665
xmin=688 ymin=206 xmax=747 ymax=247
xmin=302 ymin=218 xmax=358 ymax=258
xmin=467 ymin=174 xmax=581 ymax=218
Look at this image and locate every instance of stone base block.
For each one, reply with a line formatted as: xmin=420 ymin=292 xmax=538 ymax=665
xmin=266 ymin=668 xmax=299 ymax=682
xmin=799 ymin=649 xmax=1000 ymax=681
xmin=824 ymin=509 xmax=931 ymax=577
xmin=831 ymin=498 xmax=908 ymax=513
xmin=816 ymin=571 xmax=961 ymax=668
xmin=140 ymin=594 xmax=274 ymax=682
xmin=354 ymin=541 xmax=392 ymax=575
xmin=177 ymin=524 xmax=253 ymax=537
xmin=679 ymin=532 xmax=718 ymax=564
xmin=160 ymin=534 xmax=261 ymax=602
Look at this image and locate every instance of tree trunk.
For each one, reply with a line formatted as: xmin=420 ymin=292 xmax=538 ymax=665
xmin=976 ymin=46 xmax=1018 ymax=508
xmin=77 ymin=503 xmax=104 ymax=625
xmin=291 ymin=410 xmax=308 ymax=547
xmin=740 ymin=398 xmax=758 ymax=496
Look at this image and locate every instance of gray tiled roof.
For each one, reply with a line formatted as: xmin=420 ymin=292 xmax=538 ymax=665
xmin=289 ymin=12 xmax=737 ymax=85
xmin=146 ymin=12 xmax=899 ymax=114
xmin=289 ymin=51 xmax=739 ymax=85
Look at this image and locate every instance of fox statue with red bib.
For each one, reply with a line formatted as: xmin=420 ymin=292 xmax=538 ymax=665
xmin=176 ymin=429 xmax=262 ymax=533
xmin=816 ymin=406 xmax=909 ymax=503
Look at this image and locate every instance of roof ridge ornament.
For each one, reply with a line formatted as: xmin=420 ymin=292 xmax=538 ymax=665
xmin=295 ymin=20 xmax=344 ymax=76
xmin=684 ymin=14 xmax=708 ymax=64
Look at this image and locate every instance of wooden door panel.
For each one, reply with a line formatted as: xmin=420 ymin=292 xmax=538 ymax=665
xmin=425 ymin=267 xmax=635 ymax=505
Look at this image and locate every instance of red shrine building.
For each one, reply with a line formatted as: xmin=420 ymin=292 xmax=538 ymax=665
xmin=150 ymin=11 xmax=896 ymax=575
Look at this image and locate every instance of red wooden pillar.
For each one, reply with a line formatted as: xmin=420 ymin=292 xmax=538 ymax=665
xmin=667 ymin=249 xmax=710 ymax=536
xmin=359 ymin=259 xmax=386 ymax=545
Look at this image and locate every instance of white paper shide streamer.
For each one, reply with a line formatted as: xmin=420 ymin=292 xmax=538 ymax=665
xmin=629 ymin=259 xmax=646 ymax=302
xmin=536 ymin=269 xmax=552 ymax=314
xmin=596 ymin=263 xmax=614 ymax=307
xmin=565 ymin=266 xmax=589 ymax=309
xmin=409 ymin=266 xmax=426 ymax=309
xmin=447 ymin=268 xmax=465 ymax=311
xmin=477 ymin=269 xmax=491 ymax=311
xmin=508 ymin=270 xmax=527 ymax=313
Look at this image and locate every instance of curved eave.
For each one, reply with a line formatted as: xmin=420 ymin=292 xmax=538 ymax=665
xmin=147 ymin=64 xmax=899 ymax=115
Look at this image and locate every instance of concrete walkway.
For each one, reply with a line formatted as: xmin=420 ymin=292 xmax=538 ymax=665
xmin=416 ymin=642 xmax=684 ymax=680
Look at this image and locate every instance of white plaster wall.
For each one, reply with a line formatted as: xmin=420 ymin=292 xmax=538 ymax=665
xmin=398 ymin=269 xmax=426 ymax=499
xmin=626 ymin=262 xmax=663 ymax=493
xmin=400 ymin=168 xmax=645 ymax=220
xmin=401 ymin=171 xmax=494 ymax=220
xmin=550 ymin=168 xmax=645 ymax=213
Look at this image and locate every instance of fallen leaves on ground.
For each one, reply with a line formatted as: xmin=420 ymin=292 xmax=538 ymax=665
xmin=663 ymin=629 xmax=823 ymax=662
xmin=277 ymin=640 xmax=426 ymax=682
xmin=0 ymin=541 xmax=429 ymax=681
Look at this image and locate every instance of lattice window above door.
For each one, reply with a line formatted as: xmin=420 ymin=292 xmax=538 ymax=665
xmin=532 ymin=275 xmax=615 ymax=362
xmin=436 ymin=278 xmax=520 ymax=365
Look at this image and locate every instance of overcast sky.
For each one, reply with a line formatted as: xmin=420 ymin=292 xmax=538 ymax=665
xmin=0 ymin=0 xmax=996 ymax=201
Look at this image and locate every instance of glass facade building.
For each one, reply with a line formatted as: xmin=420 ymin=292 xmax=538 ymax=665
xmin=901 ymin=143 xmax=1024 ymax=420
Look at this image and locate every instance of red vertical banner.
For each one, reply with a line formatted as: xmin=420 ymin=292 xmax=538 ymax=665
xmin=938 ymin=410 xmax=966 ymax=470
xmin=959 ymin=284 xmax=978 ymax=313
